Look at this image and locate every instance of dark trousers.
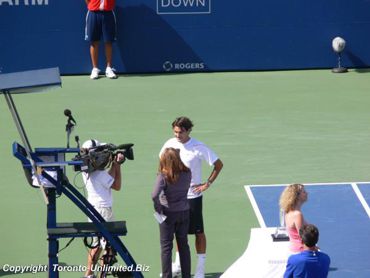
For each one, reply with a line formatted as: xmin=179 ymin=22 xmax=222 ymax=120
xmin=159 ymin=210 xmax=191 ymax=278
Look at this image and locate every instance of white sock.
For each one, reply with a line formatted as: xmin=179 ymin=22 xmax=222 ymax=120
xmin=174 ymin=251 xmax=181 ymax=267
xmin=195 ymin=253 xmax=206 ymax=277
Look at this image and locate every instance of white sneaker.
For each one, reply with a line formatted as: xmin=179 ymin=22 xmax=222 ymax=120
xmin=194 ymin=269 xmax=205 ymax=278
xmin=105 ymin=67 xmax=117 ymax=79
xmin=172 ymin=262 xmax=181 ymax=277
xmin=90 ymin=68 xmax=100 ymax=79
xmin=159 ymin=263 xmax=181 ymax=277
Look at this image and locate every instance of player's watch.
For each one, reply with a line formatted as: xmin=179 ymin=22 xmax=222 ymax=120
xmin=206 ymin=179 xmax=213 ymax=186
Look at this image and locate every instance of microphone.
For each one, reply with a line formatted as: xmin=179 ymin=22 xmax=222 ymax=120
xmin=64 ymin=109 xmax=76 ymax=124
xmin=75 ymin=136 xmax=80 ymax=148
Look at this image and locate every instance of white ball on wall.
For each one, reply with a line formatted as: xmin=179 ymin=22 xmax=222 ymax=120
xmin=332 ymin=37 xmax=346 ymax=53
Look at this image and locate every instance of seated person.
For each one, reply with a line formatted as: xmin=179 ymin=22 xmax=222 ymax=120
xmin=279 ymin=184 xmax=308 ymax=253
xmin=284 ymin=224 xmax=330 ymax=278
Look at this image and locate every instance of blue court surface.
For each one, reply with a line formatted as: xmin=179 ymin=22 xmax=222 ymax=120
xmin=245 ymin=182 xmax=370 ymax=278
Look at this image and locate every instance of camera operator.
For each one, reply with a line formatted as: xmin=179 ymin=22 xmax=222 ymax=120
xmin=81 ymin=139 xmax=125 ymax=278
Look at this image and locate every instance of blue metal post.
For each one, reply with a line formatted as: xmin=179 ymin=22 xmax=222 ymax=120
xmin=47 ymin=188 xmax=59 ymax=278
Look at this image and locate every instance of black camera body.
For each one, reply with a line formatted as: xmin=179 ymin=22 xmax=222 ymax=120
xmin=73 ymin=143 xmax=134 ymax=173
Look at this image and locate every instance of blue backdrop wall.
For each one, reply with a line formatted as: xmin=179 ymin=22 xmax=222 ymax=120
xmin=0 ymin=0 xmax=369 ymax=74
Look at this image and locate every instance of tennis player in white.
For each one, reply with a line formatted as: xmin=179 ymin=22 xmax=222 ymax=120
xmin=160 ymin=117 xmax=223 ymax=278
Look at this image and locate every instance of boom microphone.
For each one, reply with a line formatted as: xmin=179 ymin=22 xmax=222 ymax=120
xmin=64 ymin=109 xmax=76 ymax=124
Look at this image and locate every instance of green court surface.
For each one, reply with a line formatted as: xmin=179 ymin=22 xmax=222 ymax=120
xmin=1 ymin=69 xmax=370 ymax=277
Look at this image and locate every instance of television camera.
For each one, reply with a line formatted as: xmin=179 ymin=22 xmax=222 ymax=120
xmin=73 ymin=143 xmax=134 ymax=173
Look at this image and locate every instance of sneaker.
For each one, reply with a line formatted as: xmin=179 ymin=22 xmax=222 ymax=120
xmin=105 ymin=67 xmax=117 ymax=79
xmin=194 ymin=269 xmax=205 ymax=278
xmin=90 ymin=68 xmax=100 ymax=79
xmin=159 ymin=263 xmax=181 ymax=277
xmin=172 ymin=262 xmax=181 ymax=277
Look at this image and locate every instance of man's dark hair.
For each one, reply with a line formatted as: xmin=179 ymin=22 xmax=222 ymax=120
xmin=299 ymin=224 xmax=319 ymax=247
xmin=172 ymin=116 xmax=193 ymax=131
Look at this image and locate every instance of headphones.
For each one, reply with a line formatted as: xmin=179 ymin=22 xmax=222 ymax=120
xmin=91 ymin=139 xmax=97 ymax=148
xmin=80 ymin=139 xmax=98 ymax=156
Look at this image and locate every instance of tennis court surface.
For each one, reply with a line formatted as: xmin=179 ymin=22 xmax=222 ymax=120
xmin=1 ymin=70 xmax=370 ymax=277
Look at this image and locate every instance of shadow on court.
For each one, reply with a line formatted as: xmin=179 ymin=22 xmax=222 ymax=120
xmin=353 ymin=68 xmax=370 ymax=73
xmin=346 ymin=51 xmax=369 ymax=73
xmin=205 ymin=272 xmax=223 ymax=278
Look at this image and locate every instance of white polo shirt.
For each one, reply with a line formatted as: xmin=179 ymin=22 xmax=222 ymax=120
xmin=82 ymin=170 xmax=114 ymax=207
xmin=160 ymin=137 xmax=218 ymax=199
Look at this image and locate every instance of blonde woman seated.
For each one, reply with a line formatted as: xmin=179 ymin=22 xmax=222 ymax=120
xmin=279 ymin=184 xmax=308 ymax=253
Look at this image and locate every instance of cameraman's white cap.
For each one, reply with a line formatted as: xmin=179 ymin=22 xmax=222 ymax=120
xmin=82 ymin=139 xmax=101 ymax=149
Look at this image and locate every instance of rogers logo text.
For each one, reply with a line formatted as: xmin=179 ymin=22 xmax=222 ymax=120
xmin=163 ymin=61 xmax=205 ymax=72
xmin=157 ymin=0 xmax=211 ymax=14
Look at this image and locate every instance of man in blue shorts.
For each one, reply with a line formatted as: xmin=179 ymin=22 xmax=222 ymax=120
xmin=284 ymin=224 xmax=331 ymax=278
xmin=85 ymin=0 xmax=117 ymax=79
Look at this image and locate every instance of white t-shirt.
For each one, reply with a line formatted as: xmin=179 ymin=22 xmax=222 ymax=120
xmin=160 ymin=137 xmax=218 ymax=199
xmin=82 ymin=170 xmax=114 ymax=207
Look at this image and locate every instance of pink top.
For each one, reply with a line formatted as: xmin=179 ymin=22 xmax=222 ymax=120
xmin=287 ymin=226 xmax=303 ymax=253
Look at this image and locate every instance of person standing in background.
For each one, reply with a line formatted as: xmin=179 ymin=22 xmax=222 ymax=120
xmin=85 ymin=0 xmax=118 ymax=79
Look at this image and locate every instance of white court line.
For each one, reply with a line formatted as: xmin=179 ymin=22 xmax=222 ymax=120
xmin=351 ymin=183 xmax=370 ymax=218
xmin=245 ymin=181 xmax=370 ymax=188
xmin=244 ymin=186 xmax=266 ymax=228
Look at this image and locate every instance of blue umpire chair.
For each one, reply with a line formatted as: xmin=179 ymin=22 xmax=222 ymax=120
xmin=1 ymin=68 xmax=143 ymax=278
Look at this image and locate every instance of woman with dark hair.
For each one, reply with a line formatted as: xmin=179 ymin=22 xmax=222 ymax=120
xmin=152 ymin=148 xmax=192 ymax=278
